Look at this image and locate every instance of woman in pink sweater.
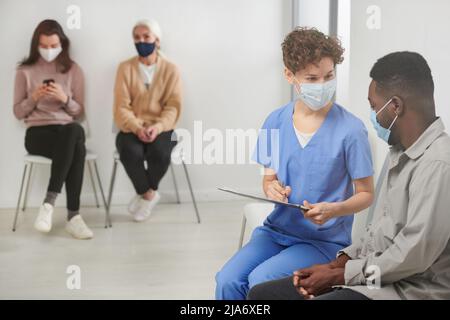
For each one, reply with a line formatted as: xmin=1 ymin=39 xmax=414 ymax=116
xmin=13 ymin=19 xmax=93 ymax=240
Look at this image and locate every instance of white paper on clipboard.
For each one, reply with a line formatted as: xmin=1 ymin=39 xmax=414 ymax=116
xmin=217 ymin=187 xmax=309 ymax=211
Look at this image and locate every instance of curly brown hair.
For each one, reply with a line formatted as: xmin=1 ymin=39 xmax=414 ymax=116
xmin=282 ymin=27 xmax=344 ymax=73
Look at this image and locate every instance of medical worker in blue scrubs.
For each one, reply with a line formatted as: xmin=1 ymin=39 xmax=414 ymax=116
xmin=216 ymin=27 xmax=374 ymax=300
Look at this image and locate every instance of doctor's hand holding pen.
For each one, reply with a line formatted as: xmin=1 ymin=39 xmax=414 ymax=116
xmin=263 ymin=177 xmax=291 ymax=203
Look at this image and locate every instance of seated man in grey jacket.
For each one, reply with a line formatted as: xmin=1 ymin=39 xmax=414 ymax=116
xmin=247 ymin=51 xmax=450 ymax=300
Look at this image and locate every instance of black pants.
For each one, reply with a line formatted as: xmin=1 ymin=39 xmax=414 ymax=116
xmin=247 ymin=276 xmax=370 ymax=300
xmin=116 ymin=131 xmax=177 ymax=195
xmin=25 ymin=123 xmax=86 ymax=211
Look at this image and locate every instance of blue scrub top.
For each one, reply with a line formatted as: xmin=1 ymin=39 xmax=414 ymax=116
xmin=253 ymin=102 xmax=373 ymax=248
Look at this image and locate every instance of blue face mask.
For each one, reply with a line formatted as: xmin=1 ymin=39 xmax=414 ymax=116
xmin=370 ymin=98 xmax=398 ymax=143
xmin=135 ymin=41 xmax=156 ymax=57
xmin=293 ymin=77 xmax=337 ymax=111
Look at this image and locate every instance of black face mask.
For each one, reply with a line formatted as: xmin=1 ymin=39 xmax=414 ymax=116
xmin=135 ymin=42 xmax=156 ymax=57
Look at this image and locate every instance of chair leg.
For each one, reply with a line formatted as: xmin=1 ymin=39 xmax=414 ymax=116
xmin=13 ymin=164 xmax=28 ymax=231
xmin=22 ymin=163 xmax=33 ymax=212
xmin=238 ymin=215 xmax=247 ymax=250
xmin=170 ymin=163 xmax=181 ymax=204
xmin=106 ymin=160 xmax=118 ymax=228
xmin=181 ymin=159 xmax=201 ymax=224
xmin=87 ymin=161 xmax=100 ymax=208
xmin=93 ymin=160 xmax=110 ymax=228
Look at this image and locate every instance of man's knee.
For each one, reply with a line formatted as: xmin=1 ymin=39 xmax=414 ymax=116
xmin=247 ymin=282 xmax=267 ymax=300
xmin=248 ymin=276 xmax=301 ymax=300
xmin=312 ymin=288 xmax=370 ymax=300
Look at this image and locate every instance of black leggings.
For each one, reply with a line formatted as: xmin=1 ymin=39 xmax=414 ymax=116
xmin=25 ymin=123 xmax=86 ymax=211
xmin=116 ymin=130 xmax=177 ymax=195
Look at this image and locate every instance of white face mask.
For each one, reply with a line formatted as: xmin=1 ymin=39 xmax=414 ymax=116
xmin=39 ymin=47 xmax=62 ymax=62
xmin=293 ymin=77 xmax=337 ymax=111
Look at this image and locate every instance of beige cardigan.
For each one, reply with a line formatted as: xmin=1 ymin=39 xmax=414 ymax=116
xmin=113 ymin=56 xmax=182 ymax=134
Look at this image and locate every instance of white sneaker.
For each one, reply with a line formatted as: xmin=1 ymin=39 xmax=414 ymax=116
xmin=128 ymin=194 xmax=141 ymax=215
xmin=34 ymin=203 xmax=53 ymax=233
xmin=133 ymin=192 xmax=160 ymax=222
xmin=66 ymin=215 xmax=94 ymax=239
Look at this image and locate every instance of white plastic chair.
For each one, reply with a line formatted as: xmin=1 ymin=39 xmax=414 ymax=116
xmin=238 ymin=202 xmax=274 ymax=249
xmin=12 ymin=151 xmax=109 ymax=231
xmin=12 ymin=118 xmax=109 ymax=231
xmin=106 ymin=134 xmax=200 ymax=227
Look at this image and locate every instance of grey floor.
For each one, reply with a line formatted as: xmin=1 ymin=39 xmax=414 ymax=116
xmin=0 ymin=200 xmax=247 ymax=299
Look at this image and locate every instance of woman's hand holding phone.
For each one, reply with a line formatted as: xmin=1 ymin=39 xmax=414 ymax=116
xmin=45 ymin=82 xmax=68 ymax=104
xmin=33 ymin=80 xmax=68 ymax=104
xmin=31 ymin=85 xmax=47 ymax=102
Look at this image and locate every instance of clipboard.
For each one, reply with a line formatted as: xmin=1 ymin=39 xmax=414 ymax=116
xmin=217 ymin=187 xmax=309 ymax=211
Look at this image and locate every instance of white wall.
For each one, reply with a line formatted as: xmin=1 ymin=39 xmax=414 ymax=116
xmin=348 ymin=0 xmax=450 ymax=177
xmin=6 ymin=0 xmax=447 ymax=212
xmin=0 ymin=0 xmax=292 ymax=208
xmin=345 ymin=0 xmax=450 ymax=238
xmin=336 ymin=0 xmax=351 ymax=108
xmin=294 ymin=0 xmax=330 ymax=33
xmin=291 ymin=0 xmax=332 ymax=101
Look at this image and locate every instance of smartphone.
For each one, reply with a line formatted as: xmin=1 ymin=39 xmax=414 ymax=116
xmin=43 ymin=79 xmax=55 ymax=86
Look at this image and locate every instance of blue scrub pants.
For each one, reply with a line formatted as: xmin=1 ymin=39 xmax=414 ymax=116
xmin=215 ymin=227 xmax=340 ymax=300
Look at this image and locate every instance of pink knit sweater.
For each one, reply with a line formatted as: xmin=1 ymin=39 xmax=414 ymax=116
xmin=13 ymin=58 xmax=85 ymax=127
